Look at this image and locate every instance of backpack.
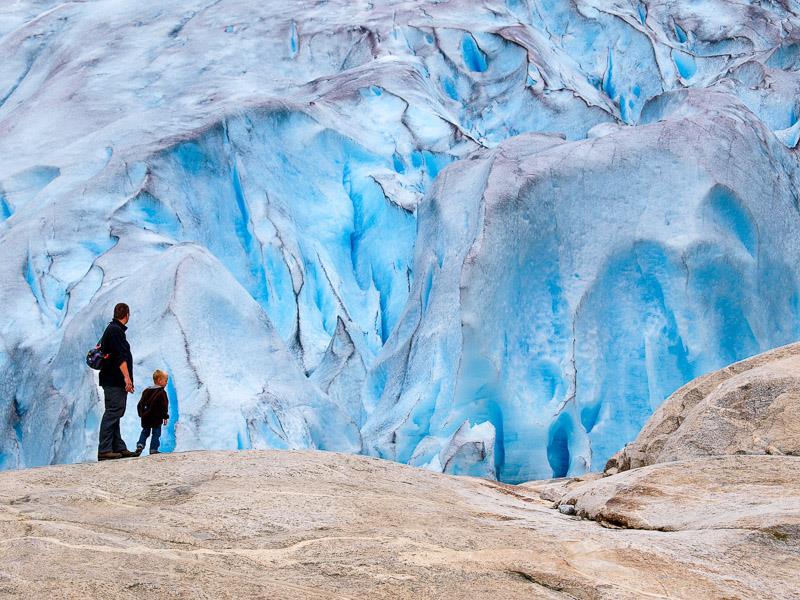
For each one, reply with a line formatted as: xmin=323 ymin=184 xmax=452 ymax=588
xmin=86 ymin=340 xmax=108 ymax=370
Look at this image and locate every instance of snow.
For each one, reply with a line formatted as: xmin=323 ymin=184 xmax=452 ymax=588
xmin=2 ymin=0 xmax=800 ymax=480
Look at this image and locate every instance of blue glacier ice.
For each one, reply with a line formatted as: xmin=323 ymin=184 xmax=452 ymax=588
xmin=2 ymin=0 xmax=800 ymax=480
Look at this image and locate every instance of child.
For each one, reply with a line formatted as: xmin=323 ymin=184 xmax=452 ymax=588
xmin=136 ymin=369 xmax=170 ymax=455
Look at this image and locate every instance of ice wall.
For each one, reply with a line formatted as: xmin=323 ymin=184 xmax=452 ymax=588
xmin=364 ymin=94 xmax=800 ymax=482
xmin=2 ymin=0 xmax=800 ymax=479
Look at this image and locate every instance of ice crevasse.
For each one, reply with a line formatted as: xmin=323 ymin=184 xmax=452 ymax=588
xmin=1 ymin=0 xmax=800 ymax=481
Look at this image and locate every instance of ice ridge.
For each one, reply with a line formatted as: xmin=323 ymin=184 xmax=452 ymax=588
xmin=2 ymin=0 xmax=800 ymax=480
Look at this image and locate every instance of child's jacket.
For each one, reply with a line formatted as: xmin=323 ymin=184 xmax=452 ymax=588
xmin=137 ymin=386 xmax=170 ymax=428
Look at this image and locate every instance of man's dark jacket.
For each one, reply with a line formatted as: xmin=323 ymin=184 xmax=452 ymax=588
xmin=99 ymin=319 xmax=133 ymax=388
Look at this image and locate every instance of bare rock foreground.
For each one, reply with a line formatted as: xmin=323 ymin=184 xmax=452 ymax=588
xmin=2 ymin=344 xmax=800 ymax=599
xmin=0 ymin=449 xmax=796 ymax=599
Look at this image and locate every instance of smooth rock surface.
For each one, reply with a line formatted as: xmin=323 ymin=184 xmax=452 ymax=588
xmin=1 ymin=450 xmax=799 ymax=599
xmin=558 ymin=455 xmax=800 ymax=534
xmin=606 ymin=342 xmax=800 ymax=473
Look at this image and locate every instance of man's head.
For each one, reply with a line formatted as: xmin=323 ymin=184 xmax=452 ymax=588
xmin=152 ymin=369 xmax=169 ymax=387
xmin=113 ymin=303 xmax=130 ymax=324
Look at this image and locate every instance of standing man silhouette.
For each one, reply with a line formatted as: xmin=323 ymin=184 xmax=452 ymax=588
xmin=97 ymin=303 xmax=138 ymax=460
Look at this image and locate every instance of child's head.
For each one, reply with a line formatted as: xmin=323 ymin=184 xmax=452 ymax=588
xmin=152 ymin=369 xmax=169 ymax=387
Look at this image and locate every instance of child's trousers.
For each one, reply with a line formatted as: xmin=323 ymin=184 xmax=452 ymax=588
xmin=137 ymin=426 xmax=162 ymax=453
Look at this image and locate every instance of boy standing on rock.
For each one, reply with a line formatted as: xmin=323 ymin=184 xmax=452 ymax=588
xmin=136 ymin=370 xmax=170 ymax=456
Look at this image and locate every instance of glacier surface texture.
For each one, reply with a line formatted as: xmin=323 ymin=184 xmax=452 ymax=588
xmin=2 ymin=0 xmax=800 ymax=481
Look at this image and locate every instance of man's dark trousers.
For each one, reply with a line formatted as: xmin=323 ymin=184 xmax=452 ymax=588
xmin=99 ymin=386 xmax=129 ymax=453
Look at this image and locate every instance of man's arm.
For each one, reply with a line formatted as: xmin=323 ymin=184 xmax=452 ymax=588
xmin=120 ymin=361 xmax=134 ymax=393
xmin=106 ymin=328 xmax=134 ymax=392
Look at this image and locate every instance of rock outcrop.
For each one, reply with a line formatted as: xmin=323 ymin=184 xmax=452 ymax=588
xmin=605 ymin=342 xmax=800 ymax=473
xmin=532 ymin=342 xmax=800 ymax=598
xmin=556 ymin=455 xmax=800 ymax=534
xmin=1 ymin=448 xmax=799 ymax=599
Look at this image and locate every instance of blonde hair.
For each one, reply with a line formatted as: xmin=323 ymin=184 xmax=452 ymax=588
xmin=152 ymin=369 xmax=168 ymax=384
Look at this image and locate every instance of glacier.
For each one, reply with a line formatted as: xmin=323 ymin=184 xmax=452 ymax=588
xmin=2 ymin=0 xmax=800 ymax=480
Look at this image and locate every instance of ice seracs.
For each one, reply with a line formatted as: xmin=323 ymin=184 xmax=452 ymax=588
xmin=2 ymin=0 xmax=800 ymax=478
xmin=366 ymin=89 xmax=800 ymax=482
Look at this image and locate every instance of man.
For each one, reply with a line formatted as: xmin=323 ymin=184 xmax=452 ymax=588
xmin=97 ymin=303 xmax=138 ymax=460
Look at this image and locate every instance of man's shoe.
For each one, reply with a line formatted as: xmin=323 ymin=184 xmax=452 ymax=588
xmin=134 ymin=445 xmax=144 ymax=456
xmin=150 ymin=450 xmax=161 ymax=455
xmin=98 ymin=451 xmax=122 ymax=461
xmin=118 ymin=449 xmax=138 ymax=458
